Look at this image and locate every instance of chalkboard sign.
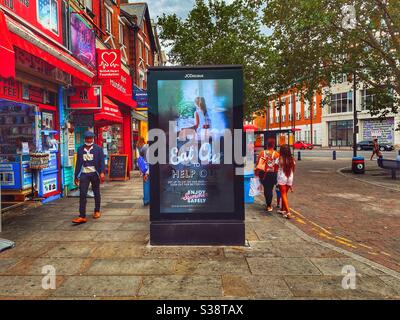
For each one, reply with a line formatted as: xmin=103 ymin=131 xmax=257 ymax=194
xmin=108 ymin=154 xmax=128 ymax=181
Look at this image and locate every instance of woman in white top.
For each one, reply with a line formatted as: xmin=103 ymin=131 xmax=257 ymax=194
xmin=192 ymin=97 xmax=211 ymax=140
xmin=277 ymin=144 xmax=296 ymax=219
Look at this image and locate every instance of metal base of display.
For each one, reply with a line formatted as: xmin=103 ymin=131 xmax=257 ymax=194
xmin=0 ymin=239 xmax=15 ymax=253
xmin=150 ymin=222 xmax=245 ymax=246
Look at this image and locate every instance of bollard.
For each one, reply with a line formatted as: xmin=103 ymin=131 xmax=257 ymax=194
xmin=298 ymin=151 xmax=301 ymax=161
xmin=333 ymin=150 xmax=337 ymax=160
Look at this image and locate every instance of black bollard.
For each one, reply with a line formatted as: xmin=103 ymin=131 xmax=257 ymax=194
xmin=298 ymin=151 xmax=301 ymax=161
xmin=333 ymin=150 xmax=337 ymax=160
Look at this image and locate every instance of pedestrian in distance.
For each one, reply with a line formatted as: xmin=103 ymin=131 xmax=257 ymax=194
xmin=277 ymin=144 xmax=296 ymax=219
xmin=370 ymin=138 xmax=382 ymax=161
xmin=255 ymin=137 xmax=280 ymax=213
xmin=136 ymin=137 xmax=150 ymax=206
xmin=72 ymin=131 xmax=105 ymax=224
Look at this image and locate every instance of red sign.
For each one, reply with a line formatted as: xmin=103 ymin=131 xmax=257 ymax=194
xmin=69 ymin=86 xmax=101 ymax=109
xmin=97 ymin=49 xmax=121 ymax=79
xmin=0 ymin=77 xmax=20 ymax=100
xmin=0 ymin=0 xmax=63 ymax=45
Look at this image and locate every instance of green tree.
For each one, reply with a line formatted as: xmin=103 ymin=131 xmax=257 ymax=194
xmin=263 ymin=0 xmax=400 ymax=123
xmin=157 ymin=0 xmax=275 ymax=118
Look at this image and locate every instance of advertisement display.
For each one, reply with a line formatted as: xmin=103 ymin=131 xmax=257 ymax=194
xmin=157 ymin=78 xmax=234 ymax=214
xmin=148 ymin=66 xmax=244 ymax=246
xmin=71 ymin=12 xmax=96 ymax=70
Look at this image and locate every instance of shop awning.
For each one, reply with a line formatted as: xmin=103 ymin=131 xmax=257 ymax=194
xmin=0 ymin=10 xmax=15 ymax=79
xmin=6 ymin=18 xmax=94 ymax=84
xmin=94 ymin=97 xmax=123 ymax=125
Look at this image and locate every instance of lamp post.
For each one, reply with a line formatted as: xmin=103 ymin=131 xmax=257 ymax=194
xmin=353 ymin=72 xmax=358 ymax=157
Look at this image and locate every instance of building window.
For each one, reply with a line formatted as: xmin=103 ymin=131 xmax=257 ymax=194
xmin=105 ymin=8 xmax=112 ymax=34
xmin=361 ymin=89 xmax=375 ymax=110
xmin=295 ymin=96 xmax=301 ymax=120
xmin=145 ymin=48 xmax=149 ymax=64
xmin=313 ymin=96 xmax=318 ymax=118
xmin=37 ymin=0 xmax=59 ymax=35
xmin=119 ymin=22 xmax=124 ymax=45
xmin=328 ymin=120 xmax=353 ymax=147
xmin=304 ymin=100 xmax=310 ymax=119
xmin=4 ymin=0 xmax=14 ymax=9
xmin=330 ymin=92 xmax=353 ymax=114
xmin=138 ymin=40 xmax=143 ymax=59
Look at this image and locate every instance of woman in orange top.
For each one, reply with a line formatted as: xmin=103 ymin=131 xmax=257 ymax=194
xmin=255 ymin=138 xmax=280 ymax=212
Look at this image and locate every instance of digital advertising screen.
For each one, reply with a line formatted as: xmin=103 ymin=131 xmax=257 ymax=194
xmin=148 ymin=66 xmax=244 ymax=223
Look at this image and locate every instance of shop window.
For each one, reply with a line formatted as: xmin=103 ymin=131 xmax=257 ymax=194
xmin=328 ymin=120 xmax=353 ymax=147
xmin=37 ymin=0 xmax=59 ymax=35
xmin=0 ymin=104 xmax=36 ymax=155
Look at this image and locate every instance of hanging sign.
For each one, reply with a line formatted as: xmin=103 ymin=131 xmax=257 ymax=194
xmin=97 ymin=49 xmax=121 ymax=79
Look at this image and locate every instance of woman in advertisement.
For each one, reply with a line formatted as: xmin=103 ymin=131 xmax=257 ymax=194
xmin=192 ymin=97 xmax=211 ymax=141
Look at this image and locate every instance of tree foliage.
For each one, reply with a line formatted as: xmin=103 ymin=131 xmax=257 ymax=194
xmin=157 ymin=0 xmax=274 ymax=118
xmin=263 ymin=0 xmax=400 ymax=121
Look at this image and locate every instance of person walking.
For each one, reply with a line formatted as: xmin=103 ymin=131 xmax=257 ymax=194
xmin=277 ymin=144 xmax=296 ymax=219
xmin=136 ymin=137 xmax=150 ymax=205
xmin=255 ymin=138 xmax=280 ymax=213
xmin=370 ymin=138 xmax=382 ymax=160
xmin=72 ymin=131 xmax=105 ymax=224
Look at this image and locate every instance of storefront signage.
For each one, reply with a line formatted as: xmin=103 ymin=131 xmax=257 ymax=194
xmin=0 ymin=0 xmax=63 ymax=44
xmin=71 ymin=13 xmax=96 ymax=70
xmin=133 ymin=87 xmax=148 ymax=109
xmin=147 ymin=66 xmax=245 ymax=246
xmin=69 ymin=86 xmax=101 ymax=109
xmin=0 ymin=77 xmax=20 ymax=100
xmin=97 ymin=49 xmax=121 ymax=79
xmin=15 ymin=48 xmax=71 ymax=85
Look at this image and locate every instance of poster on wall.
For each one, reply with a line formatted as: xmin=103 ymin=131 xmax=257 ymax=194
xmin=71 ymin=11 xmax=96 ymax=69
xmin=363 ymin=118 xmax=394 ymax=144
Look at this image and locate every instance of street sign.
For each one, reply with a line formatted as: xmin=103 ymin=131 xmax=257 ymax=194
xmin=148 ymin=65 xmax=245 ymax=246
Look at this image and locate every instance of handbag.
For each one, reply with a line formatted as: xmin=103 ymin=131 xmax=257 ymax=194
xmin=137 ymin=156 xmax=148 ymax=175
xmin=255 ymin=151 xmax=267 ymax=172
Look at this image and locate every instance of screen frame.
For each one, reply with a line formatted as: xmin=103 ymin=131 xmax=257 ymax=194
xmin=148 ymin=65 xmax=244 ymax=222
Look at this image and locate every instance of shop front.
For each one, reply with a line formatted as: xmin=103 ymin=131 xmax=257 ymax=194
xmin=0 ymin=7 xmax=95 ymax=204
xmin=69 ymin=69 xmax=136 ymax=177
xmin=0 ymin=77 xmax=61 ymax=204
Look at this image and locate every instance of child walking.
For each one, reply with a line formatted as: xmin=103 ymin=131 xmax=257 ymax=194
xmin=277 ymin=144 xmax=296 ymax=219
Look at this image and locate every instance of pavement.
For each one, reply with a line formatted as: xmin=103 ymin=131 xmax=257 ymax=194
xmin=0 ymin=170 xmax=400 ymax=299
xmin=288 ymin=159 xmax=400 ymax=274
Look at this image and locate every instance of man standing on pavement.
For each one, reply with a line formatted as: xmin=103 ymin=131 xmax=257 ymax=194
xmin=72 ymin=131 xmax=105 ymax=224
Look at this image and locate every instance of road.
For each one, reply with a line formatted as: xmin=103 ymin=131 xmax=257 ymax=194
xmin=297 ymin=149 xmax=398 ymax=159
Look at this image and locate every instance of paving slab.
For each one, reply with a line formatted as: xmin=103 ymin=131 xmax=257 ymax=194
xmin=247 ymin=257 xmax=322 ymax=276
xmin=174 ymin=258 xmax=250 ymax=275
xmin=52 ymin=276 xmax=141 ymax=297
xmin=138 ymin=276 xmax=222 ymax=299
xmin=222 ymin=275 xmax=293 ymax=299
xmin=86 ymin=259 xmax=176 ymax=275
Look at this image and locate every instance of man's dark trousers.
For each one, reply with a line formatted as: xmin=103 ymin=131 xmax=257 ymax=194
xmin=79 ymin=172 xmax=101 ymax=218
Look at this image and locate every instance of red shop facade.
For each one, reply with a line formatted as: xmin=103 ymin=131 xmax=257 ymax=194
xmin=0 ymin=4 xmax=94 ymax=204
xmin=69 ymin=67 xmax=136 ymax=176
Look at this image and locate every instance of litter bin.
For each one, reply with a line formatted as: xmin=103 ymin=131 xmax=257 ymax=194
xmin=352 ymin=156 xmax=365 ymax=174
